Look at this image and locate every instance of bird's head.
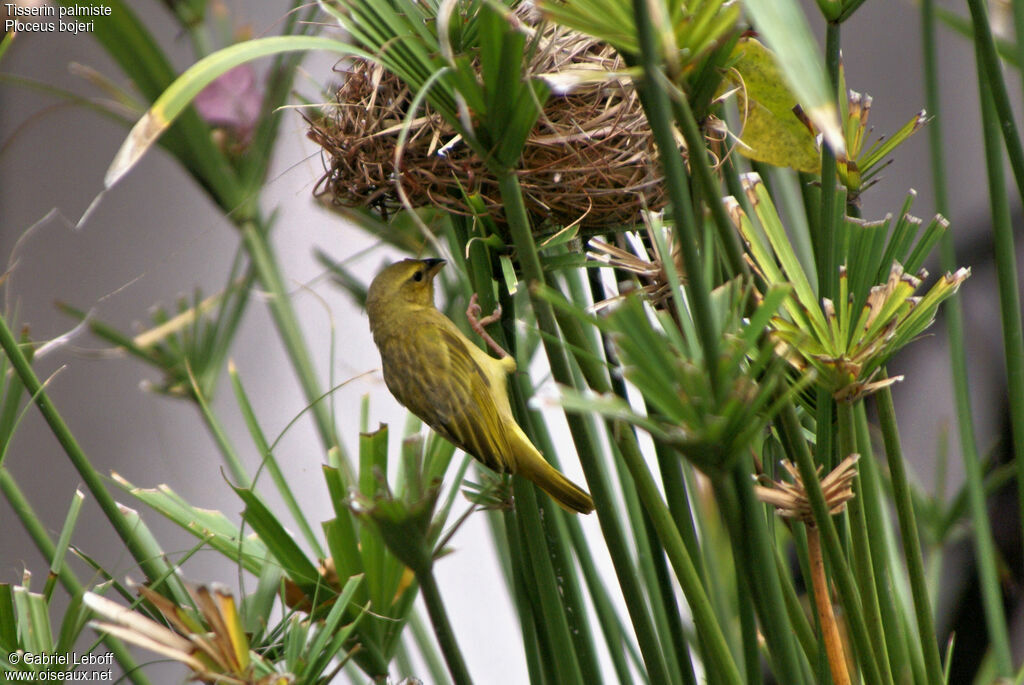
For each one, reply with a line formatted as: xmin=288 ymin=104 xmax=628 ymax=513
xmin=366 ymin=258 xmax=446 ymax=324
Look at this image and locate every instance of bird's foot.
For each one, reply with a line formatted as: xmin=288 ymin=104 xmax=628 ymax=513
xmin=467 ymin=293 xmax=509 ymax=358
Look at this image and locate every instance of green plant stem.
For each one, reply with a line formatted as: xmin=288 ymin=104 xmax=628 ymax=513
xmin=817 ymin=21 xmax=841 ymax=304
xmin=874 ymin=384 xmax=948 ymax=682
xmin=852 ymin=402 xmax=912 ymax=682
xmin=716 ymin=465 xmax=807 ymax=684
xmin=776 ymin=400 xmax=881 ymax=685
xmin=1015 ymin=0 xmax=1024 ymax=94
xmin=631 ymin=0 xmax=720 ymax=401
xmin=239 ymin=219 xmax=342 ymax=461
xmin=922 ymin=0 xmax=1012 ymax=677
xmin=0 ymin=468 xmax=151 ymax=685
xmin=550 ymin=277 xmax=742 ymax=683
xmin=229 ymin=367 xmax=324 ymax=557
xmin=0 ymin=314 xmax=178 ymax=592
xmin=974 ymin=39 xmax=1024 ymax=584
xmin=564 ymin=511 xmax=643 ymax=684
xmin=415 ymin=567 xmax=473 ymax=685
xmin=510 ymin=476 xmax=585 ymax=685
xmin=408 ymin=610 xmax=452 ymax=685
xmin=500 ymin=509 xmax=546 ymax=685
xmin=667 ymin=91 xmax=748 ymax=279
xmin=836 ymin=401 xmax=893 ymax=685
xmin=812 ymin=22 xmax=843 ymax=480
xmin=496 ymin=170 xmax=673 ymax=685
xmin=965 ymin=0 xmax=1024 ymax=207
xmin=192 ymin=378 xmax=251 ymax=488
xmin=736 ymin=567 xmax=759 ymax=685
xmin=616 ymin=442 xmax=743 ymax=685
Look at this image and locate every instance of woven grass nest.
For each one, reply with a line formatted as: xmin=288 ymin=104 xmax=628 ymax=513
xmin=308 ymin=22 xmax=670 ymax=231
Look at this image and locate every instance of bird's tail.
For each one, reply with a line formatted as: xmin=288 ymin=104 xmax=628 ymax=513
xmin=515 ymin=440 xmax=595 ymax=514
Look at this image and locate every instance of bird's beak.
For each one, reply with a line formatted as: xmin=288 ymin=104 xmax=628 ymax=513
xmin=423 ymin=258 xmax=446 ymax=279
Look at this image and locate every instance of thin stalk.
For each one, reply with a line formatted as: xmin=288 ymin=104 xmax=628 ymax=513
xmin=813 ymin=23 xmax=843 ymax=480
xmin=239 ymin=219 xmax=342 ymax=460
xmin=923 ymin=0 xmax=1011 ymax=678
xmin=874 ymin=384 xmax=950 ymax=682
xmin=564 ymin=512 xmax=644 ymax=684
xmin=667 ymin=92 xmax=748 ymax=278
xmin=616 ymin=442 xmax=744 ymax=685
xmin=736 ymin=570 xmax=759 ymax=685
xmin=772 ymin=539 xmax=817 ymax=662
xmin=509 ymin=477 xmax=585 ymax=685
xmin=806 ymin=523 xmax=851 ymax=685
xmin=975 ymin=38 xmax=1024 ymax=575
xmin=408 ymin=610 xmax=452 ymax=685
xmin=776 ymin=400 xmax=882 ymax=685
xmin=0 ymin=314 xmax=178 ymax=591
xmin=192 ymin=377 xmax=250 ymax=488
xmin=562 ymin=270 xmax=683 ymax=683
xmin=550 ymin=278 xmax=738 ymax=682
xmin=501 ymin=509 xmax=546 ymax=685
xmin=496 ymin=170 xmax=673 ymax=684
xmin=1016 ymin=0 xmax=1024 ymax=95
xmin=631 ymin=0 xmax=721 ymax=401
xmin=852 ymin=402 xmax=912 ymax=683
xmin=0 ymin=467 xmax=151 ymax=685
xmin=641 ymin=509 xmax=692 ymax=685
xmin=503 ymin=264 xmax=605 ymax=685
xmin=817 ymin=21 xmax=841 ymax=303
xmin=965 ymin=0 xmax=1024 ymax=206
xmin=721 ymin=464 xmax=808 ymax=683
xmin=229 ymin=365 xmax=324 ymax=558
xmin=416 ymin=567 xmax=473 ymax=685
xmin=836 ymin=401 xmax=893 ymax=685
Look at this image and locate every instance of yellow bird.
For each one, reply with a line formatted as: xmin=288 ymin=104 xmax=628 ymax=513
xmin=366 ymin=258 xmax=594 ymax=514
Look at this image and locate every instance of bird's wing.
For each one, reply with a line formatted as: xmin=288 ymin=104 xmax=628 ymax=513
xmin=391 ymin=319 xmax=512 ymax=473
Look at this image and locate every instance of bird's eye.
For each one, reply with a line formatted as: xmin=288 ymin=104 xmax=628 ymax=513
xmin=412 ymin=270 xmax=424 ymax=282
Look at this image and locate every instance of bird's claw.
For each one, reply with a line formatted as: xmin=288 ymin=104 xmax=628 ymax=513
xmin=467 ymin=293 xmax=509 ymax=358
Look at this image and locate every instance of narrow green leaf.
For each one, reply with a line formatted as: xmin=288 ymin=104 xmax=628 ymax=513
xmin=44 ymin=489 xmax=86 ymax=602
xmin=106 ymin=36 xmax=371 ymax=188
xmin=232 ymin=484 xmax=322 ymax=596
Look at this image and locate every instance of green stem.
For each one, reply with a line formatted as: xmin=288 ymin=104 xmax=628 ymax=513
xmin=497 ymin=169 xmax=679 ymax=679
xmin=496 ymin=170 xmax=673 ymax=685
xmin=510 ymin=476 xmax=585 ymax=685
xmin=0 ymin=468 xmax=151 ymax=685
xmin=874 ymin=384 xmax=948 ymax=682
xmin=836 ymin=402 xmax=892 ymax=685
xmin=776 ymin=400 xmax=882 ymax=685
xmin=192 ymin=379 xmax=250 ymax=488
xmin=667 ymin=93 xmax=748 ymax=279
xmin=239 ymin=220 xmax=342 ymax=460
xmin=229 ymin=367 xmax=324 ymax=558
xmin=817 ymin=21 xmax=841 ymax=304
xmin=565 ymin=254 xmax=756 ymax=682
xmin=616 ymin=442 xmax=744 ymax=685
xmin=0 ymin=314 xmax=178 ymax=592
xmin=852 ymin=402 xmax=912 ymax=683
xmin=965 ymin=0 xmax=1024 ymax=207
xmin=416 ymin=567 xmax=474 ymax=685
xmin=923 ymin=0 xmax=1012 ymax=677
xmin=500 ymin=509 xmax=547 ymax=685
xmin=631 ymin=0 xmax=721 ymax=400
xmin=974 ymin=35 xmax=1024 ymax=594
xmin=719 ymin=465 xmax=808 ymax=683
xmin=408 ymin=610 xmax=452 ymax=685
